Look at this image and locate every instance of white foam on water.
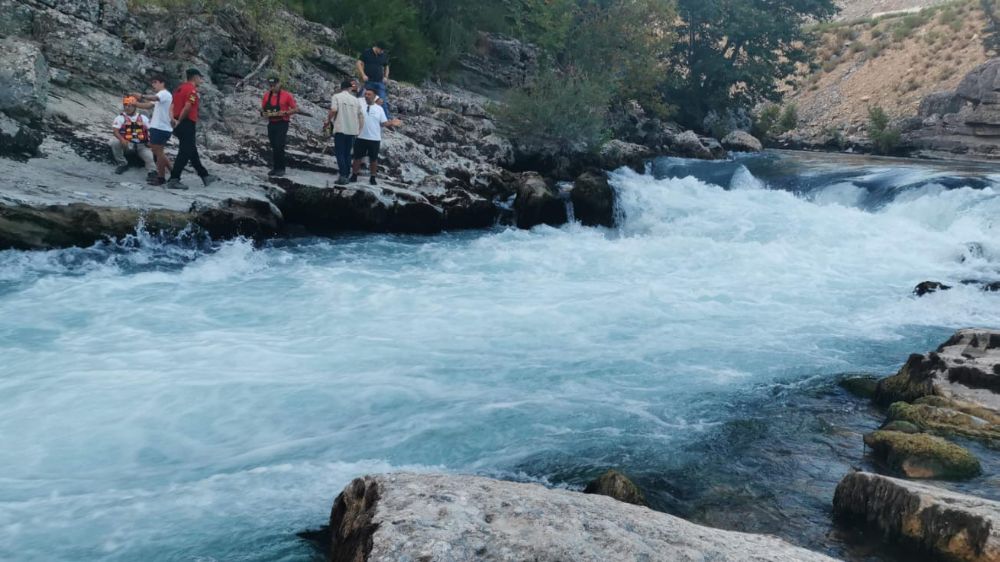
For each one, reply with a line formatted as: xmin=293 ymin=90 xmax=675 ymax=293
xmin=1 ymin=155 xmax=1000 ymax=560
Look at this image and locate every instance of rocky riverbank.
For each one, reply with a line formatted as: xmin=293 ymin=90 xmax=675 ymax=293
xmin=0 ymin=0 xmax=744 ymax=250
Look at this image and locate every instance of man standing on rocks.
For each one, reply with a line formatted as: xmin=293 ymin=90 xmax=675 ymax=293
xmin=357 ymin=41 xmax=391 ymax=118
xmin=166 ymin=68 xmax=218 ymax=190
xmin=131 ymin=76 xmax=173 ymax=186
xmin=260 ymin=75 xmax=298 ymax=177
xmin=326 ymin=79 xmax=364 ymax=186
xmin=109 ymin=96 xmax=155 ymax=177
xmin=351 ymin=91 xmax=401 ymax=185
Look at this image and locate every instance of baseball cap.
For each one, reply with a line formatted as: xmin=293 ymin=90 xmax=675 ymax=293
xmin=186 ymin=68 xmax=203 ymax=79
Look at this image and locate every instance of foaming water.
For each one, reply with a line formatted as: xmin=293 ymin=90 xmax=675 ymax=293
xmin=2 ymin=151 xmax=1000 ymax=561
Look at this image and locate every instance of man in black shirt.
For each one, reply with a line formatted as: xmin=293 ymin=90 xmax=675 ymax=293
xmin=356 ymin=42 xmax=392 ymax=118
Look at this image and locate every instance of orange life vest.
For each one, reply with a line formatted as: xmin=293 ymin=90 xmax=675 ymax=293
xmin=119 ymin=113 xmax=149 ymax=144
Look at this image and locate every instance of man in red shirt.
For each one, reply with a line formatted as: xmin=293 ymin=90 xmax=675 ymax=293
xmin=260 ymin=75 xmax=298 ymax=177
xmin=166 ymin=68 xmax=217 ymax=190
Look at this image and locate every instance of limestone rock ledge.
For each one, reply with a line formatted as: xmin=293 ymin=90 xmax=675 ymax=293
xmin=833 ymin=471 xmax=1000 ymax=562
xmin=327 ymin=473 xmax=838 ymax=562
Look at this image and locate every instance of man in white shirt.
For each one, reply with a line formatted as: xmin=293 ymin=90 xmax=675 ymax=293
xmin=131 ymin=76 xmax=173 ymax=185
xmin=351 ymin=90 xmax=401 ymax=185
xmin=109 ymin=96 xmax=155 ymax=177
xmin=325 ymin=79 xmax=365 ymax=185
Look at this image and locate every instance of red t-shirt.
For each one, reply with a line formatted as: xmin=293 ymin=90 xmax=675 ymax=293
xmin=261 ymin=90 xmax=297 ymax=123
xmin=172 ymin=82 xmax=200 ymax=123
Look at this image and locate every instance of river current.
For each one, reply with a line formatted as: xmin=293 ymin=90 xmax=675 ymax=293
xmin=1 ymin=151 xmax=999 ymax=561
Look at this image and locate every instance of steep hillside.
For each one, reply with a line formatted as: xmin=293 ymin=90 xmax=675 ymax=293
xmin=787 ymin=0 xmax=992 ymax=146
xmin=835 ymin=0 xmax=952 ymax=20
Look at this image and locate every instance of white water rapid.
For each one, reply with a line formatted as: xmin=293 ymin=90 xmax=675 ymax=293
xmin=1 ymin=152 xmax=999 ymax=561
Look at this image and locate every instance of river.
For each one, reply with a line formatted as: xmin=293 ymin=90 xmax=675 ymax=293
xmin=1 ymin=151 xmax=999 ymax=561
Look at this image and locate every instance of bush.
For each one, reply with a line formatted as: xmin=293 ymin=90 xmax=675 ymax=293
xmin=868 ymin=105 xmax=902 ymax=154
xmin=752 ymin=104 xmax=782 ymax=140
xmin=779 ymin=104 xmax=799 ymax=132
xmin=492 ymin=71 xmax=611 ymax=151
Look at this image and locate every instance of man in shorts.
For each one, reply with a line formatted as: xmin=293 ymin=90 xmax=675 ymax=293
xmin=351 ymin=90 xmax=401 ymax=185
xmin=131 ymin=76 xmax=173 ymax=185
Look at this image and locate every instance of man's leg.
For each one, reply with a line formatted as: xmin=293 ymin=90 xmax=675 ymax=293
xmin=152 ymin=145 xmax=171 ymax=179
xmin=267 ymin=122 xmax=279 ymax=171
xmin=109 ymin=138 xmax=127 ymax=166
xmin=169 ymin=123 xmax=193 ymax=180
xmin=368 ymin=81 xmax=390 ymax=118
xmin=273 ymin=121 xmax=288 ymax=172
xmin=186 ymin=123 xmax=209 ymax=178
xmin=137 ymin=144 xmax=156 ymax=173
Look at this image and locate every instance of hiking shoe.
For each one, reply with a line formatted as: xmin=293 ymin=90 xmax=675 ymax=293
xmin=165 ymin=178 xmax=189 ymax=190
xmin=349 ymin=174 xmax=358 ymax=183
xmin=271 ymin=169 xmax=285 ymax=177
xmin=369 ymin=176 xmax=377 ymax=185
xmin=334 ymin=177 xmax=349 ymax=186
xmin=267 ymin=169 xmax=278 ymax=177
xmin=148 ymin=176 xmax=165 ymax=186
xmin=114 ymin=164 xmax=130 ymax=175
xmin=146 ymin=171 xmax=158 ymax=179
xmin=201 ymin=174 xmax=219 ymax=187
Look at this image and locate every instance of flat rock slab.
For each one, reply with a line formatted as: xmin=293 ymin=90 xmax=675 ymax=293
xmin=833 ymin=471 xmax=1000 ymax=562
xmin=328 ymin=473 xmax=839 ymax=562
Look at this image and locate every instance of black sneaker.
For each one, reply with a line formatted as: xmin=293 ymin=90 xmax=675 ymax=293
xmin=272 ymin=169 xmax=285 ymax=177
xmin=146 ymin=171 xmax=158 ymax=179
xmin=267 ymin=169 xmax=278 ymax=177
xmin=369 ymin=176 xmax=377 ymax=185
xmin=334 ymin=177 xmax=349 ymax=186
xmin=201 ymin=174 xmax=219 ymax=187
xmin=114 ymin=164 xmax=130 ymax=175
xmin=349 ymin=174 xmax=358 ymax=183
xmin=148 ymin=176 xmax=165 ymax=186
xmin=165 ymin=178 xmax=189 ymax=190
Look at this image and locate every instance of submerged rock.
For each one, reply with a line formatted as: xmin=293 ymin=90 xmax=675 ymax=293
xmin=326 ymin=473 xmax=839 ymax=562
xmin=514 ymin=172 xmax=567 ymax=229
xmin=838 ymin=374 xmax=879 ymax=399
xmin=862 ymin=430 xmax=981 ymax=480
xmin=570 ymin=170 xmax=615 ymax=228
xmin=583 ymin=469 xmax=646 ymax=506
xmin=913 ymin=280 xmax=952 ymax=296
xmin=833 ymin=471 xmax=1000 ymax=562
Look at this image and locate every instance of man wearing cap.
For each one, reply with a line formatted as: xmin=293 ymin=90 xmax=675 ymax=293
xmin=109 ymin=96 xmax=156 ymax=176
xmin=356 ymin=42 xmax=391 ymax=118
xmin=351 ymin=90 xmax=402 ymax=185
xmin=166 ymin=68 xmax=218 ymax=190
xmin=130 ymin=75 xmax=173 ymax=186
xmin=325 ymin=79 xmax=365 ymax=186
xmin=261 ymin=75 xmax=298 ymax=177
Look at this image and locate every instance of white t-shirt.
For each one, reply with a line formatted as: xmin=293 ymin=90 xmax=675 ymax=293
xmin=358 ymin=102 xmax=388 ymax=141
xmin=112 ymin=112 xmax=151 ymax=143
xmin=149 ymin=89 xmax=173 ymax=132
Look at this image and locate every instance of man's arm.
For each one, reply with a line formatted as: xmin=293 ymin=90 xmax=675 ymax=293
xmin=112 ymin=121 xmax=127 ymax=145
xmin=356 ymin=59 xmax=368 ymax=82
xmin=383 ymin=63 xmax=389 ymax=82
xmin=283 ymin=94 xmax=299 ymax=116
xmin=173 ymin=100 xmax=193 ymax=126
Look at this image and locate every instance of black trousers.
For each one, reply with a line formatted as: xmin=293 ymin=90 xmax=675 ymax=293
xmin=170 ymin=119 xmax=208 ymax=180
xmin=268 ymin=121 xmax=289 ymax=171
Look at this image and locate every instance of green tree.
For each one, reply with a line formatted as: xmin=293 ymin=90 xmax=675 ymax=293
xmin=666 ymin=0 xmax=838 ymax=128
xmin=867 ymin=105 xmax=901 ymax=155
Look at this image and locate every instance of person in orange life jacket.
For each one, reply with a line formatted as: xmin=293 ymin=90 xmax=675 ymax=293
xmin=166 ymin=68 xmax=218 ymax=190
xmin=109 ymin=96 xmax=155 ymax=176
xmin=260 ymin=74 xmax=298 ymax=177
xmin=130 ymin=75 xmax=173 ymax=186
xmin=351 ymin=91 xmax=402 ymax=185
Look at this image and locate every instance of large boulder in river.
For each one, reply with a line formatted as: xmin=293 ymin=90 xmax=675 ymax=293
xmin=862 ymin=430 xmax=981 ymax=480
xmin=834 ymin=471 xmax=1000 ymax=562
xmin=327 ymin=473 xmax=839 ymax=561
xmin=0 ymin=38 xmax=49 ymax=120
xmin=514 ymin=172 xmax=567 ymax=229
xmin=570 ymin=171 xmax=615 ymax=228
xmin=874 ymin=329 xmax=1000 ymax=407
xmin=597 ymin=140 xmax=652 ymax=172
xmin=721 ymin=130 xmax=763 ymax=153
xmin=670 ymin=130 xmax=726 ymax=160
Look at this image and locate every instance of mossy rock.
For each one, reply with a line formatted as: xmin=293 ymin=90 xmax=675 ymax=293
xmin=888 ymin=400 xmax=1000 ymax=443
xmin=863 ymin=430 xmax=981 ymax=480
xmin=873 ymin=353 xmax=942 ymax=406
xmin=838 ymin=374 xmax=879 ymax=399
xmin=880 ymin=420 xmax=921 ymax=434
xmin=583 ymin=469 xmax=647 ymax=506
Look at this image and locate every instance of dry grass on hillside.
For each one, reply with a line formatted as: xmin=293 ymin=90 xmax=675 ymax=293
xmin=786 ymin=0 xmax=991 ymax=142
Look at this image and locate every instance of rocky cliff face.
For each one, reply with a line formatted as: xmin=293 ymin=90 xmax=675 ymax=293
xmin=905 ymin=58 xmax=1000 ymax=160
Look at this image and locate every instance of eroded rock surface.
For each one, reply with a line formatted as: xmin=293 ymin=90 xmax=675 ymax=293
xmin=863 ymin=430 xmax=981 ymax=480
xmin=328 ymin=473 xmax=839 ymax=562
xmin=834 ymin=471 xmax=1000 ymax=562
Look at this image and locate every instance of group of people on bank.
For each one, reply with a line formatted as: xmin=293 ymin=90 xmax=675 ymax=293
xmin=111 ymin=42 xmax=399 ymax=189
